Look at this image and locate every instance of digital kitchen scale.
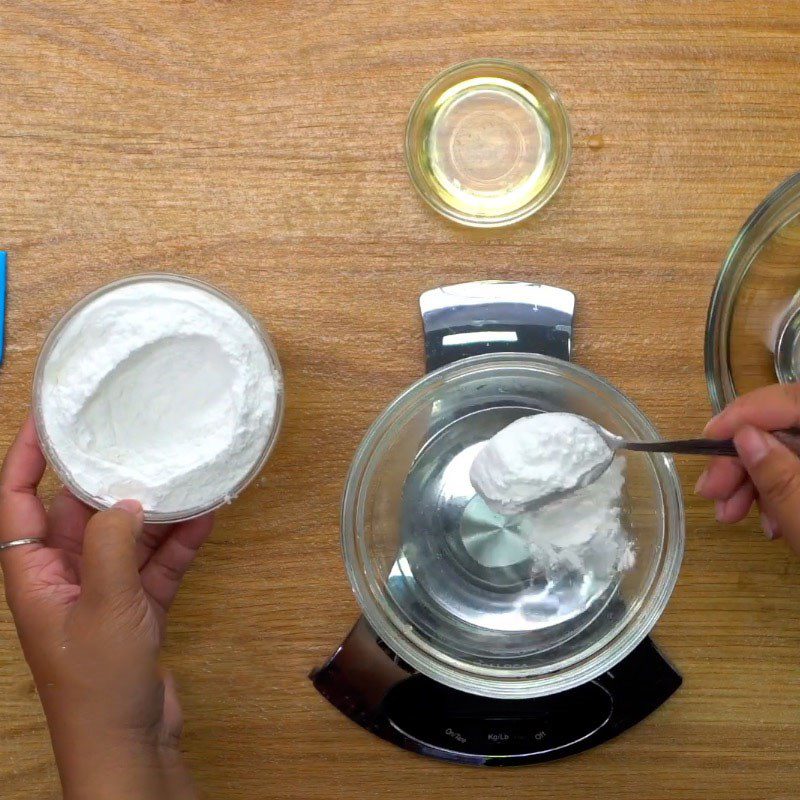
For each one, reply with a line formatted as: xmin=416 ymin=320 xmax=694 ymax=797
xmin=312 ymin=282 xmax=681 ymax=765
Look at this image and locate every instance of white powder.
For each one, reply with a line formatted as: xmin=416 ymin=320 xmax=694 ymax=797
xmin=518 ymin=458 xmax=633 ymax=575
xmin=469 ymin=412 xmax=612 ymax=515
xmin=39 ymin=279 xmax=279 ymax=515
xmin=470 ymin=412 xmax=634 ymax=575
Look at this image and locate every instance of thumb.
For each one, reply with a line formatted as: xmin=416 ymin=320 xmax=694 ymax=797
xmin=81 ymin=500 xmax=144 ymax=605
xmin=735 ymin=426 xmax=800 ymax=549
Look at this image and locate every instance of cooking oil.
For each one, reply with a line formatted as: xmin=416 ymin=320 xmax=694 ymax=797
xmin=406 ymin=63 xmax=570 ymax=226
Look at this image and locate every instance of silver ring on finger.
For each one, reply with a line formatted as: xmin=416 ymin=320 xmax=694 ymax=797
xmin=0 ymin=537 xmax=46 ymax=552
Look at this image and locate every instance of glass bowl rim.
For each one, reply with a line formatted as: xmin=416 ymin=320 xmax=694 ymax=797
xmin=341 ymin=352 xmax=685 ymax=699
xmin=705 ymin=171 xmax=800 ymax=412
xmin=32 ymin=272 xmax=285 ymax=524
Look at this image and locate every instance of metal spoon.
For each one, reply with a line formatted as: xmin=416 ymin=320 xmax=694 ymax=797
xmin=518 ymin=419 xmax=800 ymax=513
xmin=592 ymin=421 xmax=800 ymax=460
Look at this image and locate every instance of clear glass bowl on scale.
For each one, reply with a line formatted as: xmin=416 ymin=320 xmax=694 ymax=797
xmin=342 ymin=353 xmax=684 ymax=699
xmin=706 ymin=172 xmax=800 ymax=411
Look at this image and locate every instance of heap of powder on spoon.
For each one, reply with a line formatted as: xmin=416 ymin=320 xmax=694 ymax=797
xmin=469 ymin=412 xmax=634 ymax=573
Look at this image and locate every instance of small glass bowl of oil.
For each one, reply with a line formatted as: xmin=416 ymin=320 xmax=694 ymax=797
xmin=405 ymin=59 xmax=571 ymax=228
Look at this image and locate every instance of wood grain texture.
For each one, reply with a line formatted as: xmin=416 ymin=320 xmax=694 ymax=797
xmin=2 ymin=1 xmax=800 ymax=797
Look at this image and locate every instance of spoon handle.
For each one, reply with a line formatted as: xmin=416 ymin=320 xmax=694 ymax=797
xmin=625 ymin=428 xmax=800 ymax=458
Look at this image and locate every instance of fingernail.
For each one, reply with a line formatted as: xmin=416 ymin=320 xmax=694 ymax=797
xmin=715 ymin=499 xmax=726 ymax=523
xmin=695 ymin=470 xmax=710 ymax=496
xmin=113 ymin=499 xmax=144 ymax=520
xmin=703 ymin=411 xmax=725 ymax=436
xmin=734 ymin=427 xmax=770 ymax=468
xmin=760 ymin=512 xmax=778 ymax=540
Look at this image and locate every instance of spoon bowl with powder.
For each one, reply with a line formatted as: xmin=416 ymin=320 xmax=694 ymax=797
xmin=469 ymin=412 xmax=613 ymax=515
xmin=470 ymin=411 xmax=800 ymax=515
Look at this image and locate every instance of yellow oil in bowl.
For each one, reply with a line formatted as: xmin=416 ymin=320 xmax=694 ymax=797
xmin=406 ymin=60 xmax=571 ymax=228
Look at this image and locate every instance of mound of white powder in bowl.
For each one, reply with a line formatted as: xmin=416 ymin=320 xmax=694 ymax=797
xmin=37 ymin=279 xmax=280 ymax=516
xmin=517 ymin=457 xmax=634 ymax=576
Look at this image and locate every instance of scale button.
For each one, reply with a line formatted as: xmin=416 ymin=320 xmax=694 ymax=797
xmin=384 ymin=676 xmax=613 ymax=758
xmin=442 ymin=726 xmax=469 ymax=745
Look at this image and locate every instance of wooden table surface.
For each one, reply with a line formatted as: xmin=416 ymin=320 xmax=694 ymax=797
xmin=3 ymin=2 xmax=800 ymax=798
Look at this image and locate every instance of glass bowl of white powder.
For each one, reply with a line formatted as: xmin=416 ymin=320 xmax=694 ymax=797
xmin=342 ymin=353 xmax=684 ymax=699
xmin=33 ymin=274 xmax=284 ymax=523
